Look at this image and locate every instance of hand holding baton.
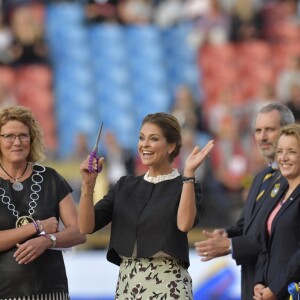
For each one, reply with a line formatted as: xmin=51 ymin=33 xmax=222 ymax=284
xmin=88 ymin=122 xmax=103 ymax=173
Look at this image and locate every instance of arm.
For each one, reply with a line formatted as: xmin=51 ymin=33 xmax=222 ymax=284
xmin=268 ymin=245 xmax=300 ymax=298
xmin=253 ymin=251 xmax=276 ymax=300
xmin=13 ymin=193 xmax=86 ymax=264
xmin=231 ymin=234 xmax=262 ymax=265
xmin=253 ymin=245 xmax=268 ymax=289
xmin=226 ymin=170 xmax=264 ymax=238
xmin=78 ymin=156 xmax=104 ymax=234
xmin=177 ymin=141 xmax=214 ymax=232
xmin=53 ymin=194 xmax=86 ymax=248
xmin=0 ymin=216 xmax=60 ymax=252
xmin=0 ymin=222 xmax=43 ymax=252
xmin=226 ymin=207 xmax=245 ymax=237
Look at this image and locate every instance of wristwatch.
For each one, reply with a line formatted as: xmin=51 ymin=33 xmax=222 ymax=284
xmin=48 ymin=234 xmax=57 ymax=248
xmin=39 ymin=231 xmax=56 ymax=248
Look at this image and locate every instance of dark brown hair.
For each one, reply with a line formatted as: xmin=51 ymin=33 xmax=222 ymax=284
xmin=142 ymin=112 xmax=182 ymax=162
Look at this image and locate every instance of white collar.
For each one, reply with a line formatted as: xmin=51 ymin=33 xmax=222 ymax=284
xmin=144 ymin=169 xmax=180 ymax=184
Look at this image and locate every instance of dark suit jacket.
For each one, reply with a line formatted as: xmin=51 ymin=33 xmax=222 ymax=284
xmin=226 ymin=167 xmax=283 ymax=300
xmin=254 ymin=180 xmax=300 ymax=300
xmin=93 ymin=174 xmax=202 ymax=267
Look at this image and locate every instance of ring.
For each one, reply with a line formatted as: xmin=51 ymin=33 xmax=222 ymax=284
xmin=28 ymin=253 xmax=31 ymax=257
xmin=203 ymin=252 xmax=208 ymax=256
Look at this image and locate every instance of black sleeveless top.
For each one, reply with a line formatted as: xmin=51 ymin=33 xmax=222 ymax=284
xmin=0 ymin=164 xmax=72 ymax=299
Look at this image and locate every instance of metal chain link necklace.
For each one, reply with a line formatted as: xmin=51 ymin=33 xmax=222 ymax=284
xmin=0 ymin=163 xmax=46 ymax=227
xmin=0 ymin=162 xmax=28 ymax=191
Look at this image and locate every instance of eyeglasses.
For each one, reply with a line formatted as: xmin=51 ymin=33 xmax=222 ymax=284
xmin=0 ymin=133 xmax=31 ymax=143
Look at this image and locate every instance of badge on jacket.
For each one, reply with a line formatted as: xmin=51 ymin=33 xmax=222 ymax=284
xmin=271 ymin=183 xmax=280 ymax=198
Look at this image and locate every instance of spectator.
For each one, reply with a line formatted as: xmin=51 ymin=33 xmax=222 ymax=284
xmin=0 ymin=81 xmax=17 ymax=108
xmin=187 ymin=0 xmax=230 ymax=48
xmin=103 ymin=130 xmax=135 ymax=187
xmin=0 ymin=8 xmax=13 ymax=65
xmin=228 ymin=0 xmax=265 ymax=42
xmin=117 ymin=0 xmax=153 ymax=24
xmin=171 ymin=84 xmax=205 ymax=133
xmin=241 ymin=83 xmax=279 ymax=140
xmin=287 ymin=83 xmax=300 ymax=122
xmin=8 ymin=4 xmax=49 ymax=67
xmin=276 ymin=54 xmax=300 ymax=103
xmin=84 ymin=0 xmax=119 ymax=24
xmin=154 ymin=0 xmax=183 ymax=28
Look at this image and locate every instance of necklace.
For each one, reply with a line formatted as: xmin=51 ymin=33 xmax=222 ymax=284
xmin=0 ymin=163 xmax=45 ymax=227
xmin=0 ymin=162 xmax=28 ymax=191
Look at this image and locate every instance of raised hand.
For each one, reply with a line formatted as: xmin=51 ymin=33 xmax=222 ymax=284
xmin=184 ymin=140 xmax=214 ymax=175
xmin=80 ymin=155 xmax=104 ymax=183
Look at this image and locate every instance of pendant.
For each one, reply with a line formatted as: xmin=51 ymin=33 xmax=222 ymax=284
xmin=16 ymin=216 xmax=35 ymax=227
xmin=12 ymin=181 xmax=23 ymax=191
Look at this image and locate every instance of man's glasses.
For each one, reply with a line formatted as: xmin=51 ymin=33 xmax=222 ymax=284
xmin=0 ymin=133 xmax=31 ymax=143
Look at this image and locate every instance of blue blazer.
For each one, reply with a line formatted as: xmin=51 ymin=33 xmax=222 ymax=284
xmin=255 ymin=178 xmax=300 ymax=299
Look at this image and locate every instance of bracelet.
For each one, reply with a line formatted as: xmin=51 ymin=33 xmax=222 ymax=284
xmin=81 ymin=191 xmax=94 ymax=196
xmin=39 ymin=231 xmax=51 ymax=248
xmin=37 ymin=220 xmax=43 ymax=232
xmin=182 ymin=176 xmax=196 ymax=183
xmin=33 ymin=220 xmax=41 ymax=235
xmin=81 ymin=188 xmax=94 ymax=196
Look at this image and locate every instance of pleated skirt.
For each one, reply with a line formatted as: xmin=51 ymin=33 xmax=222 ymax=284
xmin=115 ymin=257 xmax=193 ymax=300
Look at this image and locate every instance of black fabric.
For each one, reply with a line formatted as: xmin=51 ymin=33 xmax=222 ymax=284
xmin=226 ymin=166 xmax=285 ymax=300
xmin=93 ymin=174 xmax=202 ymax=268
xmin=255 ymin=165 xmax=276 ymax=202
xmin=0 ymin=165 xmax=72 ymax=299
xmin=254 ymin=181 xmax=300 ymax=299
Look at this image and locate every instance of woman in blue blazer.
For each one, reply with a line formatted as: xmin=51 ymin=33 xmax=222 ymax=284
xmin=254 ymin=123 xmax=300 ymax=300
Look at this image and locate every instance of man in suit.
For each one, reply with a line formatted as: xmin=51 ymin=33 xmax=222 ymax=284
xmin=195 ymin=103 xmax=295 ymax=300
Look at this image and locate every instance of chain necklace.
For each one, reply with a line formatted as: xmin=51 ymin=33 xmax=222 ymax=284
xmin=0 ymin=163 xmax=46 ymax=227
xmin=0 ymin=162 xmax=28 ymax=191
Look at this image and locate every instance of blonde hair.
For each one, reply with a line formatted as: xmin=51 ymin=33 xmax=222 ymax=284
xmin=0 ymin=106 xmax=46 ymax=162
xmin=280 ymin=123 xmax=300 ymax=142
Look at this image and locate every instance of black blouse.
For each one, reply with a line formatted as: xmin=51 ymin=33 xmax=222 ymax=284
xmin=93 ymin=174 xmax=202 ymax=268
xmin=0 ymin=164 xmax=72 ymax=299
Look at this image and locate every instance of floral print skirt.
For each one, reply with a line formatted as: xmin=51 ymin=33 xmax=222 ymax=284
xmin=115 ymin=257 xmax=193 ymax=300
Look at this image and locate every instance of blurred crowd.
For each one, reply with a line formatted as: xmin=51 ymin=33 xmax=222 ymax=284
xmin=0 ymin=0 xmax=300 ymax=232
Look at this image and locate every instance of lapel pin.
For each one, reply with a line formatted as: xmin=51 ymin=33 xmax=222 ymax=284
xmin=271 ymin=183 xmax=280 ymax=198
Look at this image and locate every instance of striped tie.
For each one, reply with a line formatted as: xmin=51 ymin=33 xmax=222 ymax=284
xmin=256 ymin=166 xmax=275 ymax=201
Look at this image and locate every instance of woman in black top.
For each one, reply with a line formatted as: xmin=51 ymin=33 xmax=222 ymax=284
xmin=0 ymin=105 xmax=86 ymax=300
xmin=79 ymin=112 xmax=214 ymax=299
